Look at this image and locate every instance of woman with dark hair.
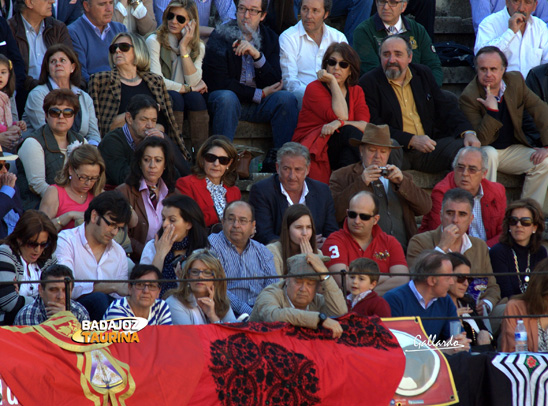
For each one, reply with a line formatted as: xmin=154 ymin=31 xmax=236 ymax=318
xmin=175 ymin=135 xmax=240 ymax=228
xmin=16 ymin=88 xmax=85 ymax=210
xmin=266 ymin=204 xmax=320 ymax=276
xmin=292 ymin=42 xmax=370 ymax=183
xmin=501 ymin=258 xmax=548 ymax=352
xmin=140 ymin=194 xmax=209 ymax=296
xmin=0 ymin=210 xmax=57 ymax=325
xmin=40 ymin=143 xmax=106 ymax=231
xmin=490 ymin=198 xmax=547 ymax=299
xmin=165 ymin=249 xmax=235 ymax=324
xmin=23 ymin=44 xmax=100 ymax=144
xmin=117 ymin=136 xmax=176 ymax=261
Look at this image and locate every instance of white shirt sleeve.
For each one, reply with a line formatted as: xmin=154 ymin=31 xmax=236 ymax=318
xmin=140 ymin=240 xmax=157 ymax=264
xmin=146 ymin=34 xmax=184 ymax=92
xmin=279 ymin=31 xmax=306 ymax=94
xmin=18 ymin=137 xmax=50 ymax=197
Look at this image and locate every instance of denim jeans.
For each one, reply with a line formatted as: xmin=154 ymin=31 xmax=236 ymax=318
xmin=168 ymin=90 xmax=208 ymax=112
xmin=207 ymin=89 xmax=298 ymax=148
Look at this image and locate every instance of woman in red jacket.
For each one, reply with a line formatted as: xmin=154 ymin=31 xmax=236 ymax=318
xmin=175 ymin=135 xmax=240 ymax=228
xmin=292 ymin=42 xmax=370 ymax=184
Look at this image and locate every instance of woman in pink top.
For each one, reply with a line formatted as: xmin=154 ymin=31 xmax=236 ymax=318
xmin=39 ymin=143 xmax=106 ymax=230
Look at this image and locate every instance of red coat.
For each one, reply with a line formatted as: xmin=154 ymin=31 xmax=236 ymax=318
xmin=418 ymin=171 xmax=506 ymax=247
xmin=347 ymin=291 xmax=392 ymax=318
xmin=175 ymin=175 xmax=241 ymax=227
xmin=292 ymin=80 xmax=370 ymax=183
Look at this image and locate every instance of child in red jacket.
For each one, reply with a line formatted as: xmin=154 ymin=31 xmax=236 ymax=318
xmin=347 ymin=258 xmax=391 ymax=318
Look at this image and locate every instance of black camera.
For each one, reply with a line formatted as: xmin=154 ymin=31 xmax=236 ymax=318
xmin=379 ymin=166 xmax=389 ymax=177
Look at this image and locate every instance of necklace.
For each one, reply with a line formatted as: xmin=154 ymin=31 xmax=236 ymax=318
xmin=512 ymin=248 xmax=531 ymax=293
xmin=119 ymin=74 xmax=140 ymax=83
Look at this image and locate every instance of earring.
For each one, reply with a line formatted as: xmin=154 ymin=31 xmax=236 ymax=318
xmin=69 ymin=175 xmax=72 ymax=180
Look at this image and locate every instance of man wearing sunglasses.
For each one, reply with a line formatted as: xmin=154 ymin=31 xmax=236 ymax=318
xmin=322 ymin=191 xmax=409 ymax=295
xmin=56 ymin=191 xmax=132 ymax=321
xmin=353 ymin=0 xmax=442 ymax=86
xmin=203 ymin=0 xmax=298 ymax=149
xmin=68 ymin=0 xmax=127 ymax=81
xmin=407 ymin=188 xmax=501 ymax=317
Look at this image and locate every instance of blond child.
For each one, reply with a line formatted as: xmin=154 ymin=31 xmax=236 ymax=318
xmin=347 ymin=258 xmax=391 ymax=318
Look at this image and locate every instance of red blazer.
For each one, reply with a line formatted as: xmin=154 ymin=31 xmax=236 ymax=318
xmin=418 ymin=171 xmax=506 ymax=247
xmin=347 ymin=291 xmax=392 ymax=318
xmin=175 ymin=175 xmax=241 ymax=227
xmin=292 ymin=80 xmax=370 ymax=183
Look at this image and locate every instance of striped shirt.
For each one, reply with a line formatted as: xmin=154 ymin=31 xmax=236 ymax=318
xmin=208 ymin=232 xmax=279 ymax=316
xmin=103 ymin=297 xmax=173 ymax=325
xmin=14 ymin=297 xmax=90 ymax=325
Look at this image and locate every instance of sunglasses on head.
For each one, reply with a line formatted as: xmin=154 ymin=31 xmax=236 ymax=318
xmin=456 ymin=275 xmax=474 ymax=284
xmin=327 ymin=58 xmax=350 ymax=69
xmin=0 ymin=162 xmax=10 ymax=171
xmin=508 ymin=216 xmax=533 ymax=227
xmin=203 ymin=153 xmax=231 ymax=165
xmin=167 ymin=12 xmax=186 ymax=24
xmin=24 ymin=240 xmax=49 ymax=249
xmin=347 ymin=210 xmax=374 ymax=221
xmin=48 ymin=108 xmax=75 ymax=118
xmin=108 ymin=42 xmax=134 ymax=54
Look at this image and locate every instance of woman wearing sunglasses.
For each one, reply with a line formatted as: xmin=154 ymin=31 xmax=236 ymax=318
xmin=39 ymin=144 xmax=106 ymax=232
xmin=165 ymin=249 xmax=236 ymax=325
xmin=292 ymin=42 xmax=370 ymax=184
xmin=175 ymin=135 xmax=240 ymax=229
xmin=23 ymin=44 xmax=101 ymax=145
xmin=490 ymin=199 xmax=547 ymax=300
xmin=16 ymin=89 xmax=85 ymax=210
xmin=146 ymin=0 xmax=210 ymax=152
xmin=0 ymin=210 xmax=57 ymax=325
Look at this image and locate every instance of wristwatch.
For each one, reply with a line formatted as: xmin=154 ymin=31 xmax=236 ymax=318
xmin=318 ymin=313 xmax=327 ymax=328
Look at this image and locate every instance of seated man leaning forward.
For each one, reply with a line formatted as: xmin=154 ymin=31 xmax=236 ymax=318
xmin=322 ymin=190 xmax=409 ymax=295
xmin=330 ymin=123 xmax=431 ymax=252
xmin=14 ymin=264 xmax=90 ymax=325
xmin=55 ymin=191 xmax=132 ymax=321
xmin=419 ymin=146 xmax=506 ymax=248
xmin=249 ymin=253 xmax=347 ymax=338
xmin=408 ymin=188 xmax=501 ymax=316
xmin=384 ymin=249 xmax=471 ymax=353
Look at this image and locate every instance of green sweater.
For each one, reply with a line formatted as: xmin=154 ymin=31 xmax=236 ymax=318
xmin=353 ymin=13 xmax=443 ymax=87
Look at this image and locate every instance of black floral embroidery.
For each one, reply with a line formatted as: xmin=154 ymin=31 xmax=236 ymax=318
xmin=209 ymin=333 xmax=320 ymax=406
xmin=225 ymin=321 xmax=286 ymax=333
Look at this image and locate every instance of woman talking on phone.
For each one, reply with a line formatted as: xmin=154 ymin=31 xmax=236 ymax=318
xmin=146 ymin=0 xmax=209 ymax=152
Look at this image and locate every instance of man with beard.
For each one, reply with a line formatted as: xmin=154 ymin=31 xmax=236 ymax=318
xmin=359 ymin=35 xmax=478 ymax=173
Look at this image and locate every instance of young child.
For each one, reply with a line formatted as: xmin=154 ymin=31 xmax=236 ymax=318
xmin=347 ymin=258 xmax=391 ymax=318
xmin=0 ymin=55 xmax=26 ymax=151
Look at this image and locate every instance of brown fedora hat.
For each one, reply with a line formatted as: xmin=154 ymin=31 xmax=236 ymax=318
xmin=349 ymin=123 xmax=401 ymax=149
xmin=0 ymin=145 xmax=17 ymax=161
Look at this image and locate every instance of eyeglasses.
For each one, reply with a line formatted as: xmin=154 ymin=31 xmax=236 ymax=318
xmin=327 ymin=59 xmax=350 ymax=69
xmin=48 ymin=108 xmax=75 ymax=118
xmin=455 ymin=164 xmax=482 ymax=175
xmin=133 ymin=282 xmax=160 ymax=291
xmin=347 ymin=210 xmax=374 ymax=221
xmin=24 ymin=240 xmax=49 ymax=249
xmin=109 ymin=42 xmax=134 ymax=54
xmin=99 ymin=214 xmax=123 ymax=232
xmin=455 ymin=275 xmax=474 ymax=284
xmin=508 ymin=216 xmax=534 ymax=227
xmin=189 ymin=268 xmax=215 ymax=278
xmin=204 ymin=153 xmax=231 ymax=165
xmin=73 ymin=168 xmax=100 ymax=184
xmin=167 ymin=11 xmax=186 ymax=24
xmin=236 ymin=5 xmax=262 ymax=16
xmin=224 ymin=216 xmax=250 ymax=226
xmin=377 ymin=0 xmax=404 ymax=7
xmin=0 ymin=162 xmax=10 ymax=171
xmin=510 ymin=0 xmax=536 ymax=5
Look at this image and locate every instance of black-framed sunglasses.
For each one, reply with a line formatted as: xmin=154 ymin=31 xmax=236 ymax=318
xmin=48 ymin=108 xmax=75 ymax=118
xmin=0 ymin=162 xmax=10 ymax=171
xmin=327 ymin=58 xmax=350 ymax=69
xmin=109 ymin=42 xmax=134 ymax=54
xmin=455 ymin=275 xmax=474 ymax=284
xmin=24 ymin=240 xmax=50 ymax=249
xmin=203 ymin=153 xmax=231 ymax=165
xmin=347 ymin=210 xmax=374 ymax=221
xmin=167 ymin=11 xmax=186 ymax=24
xmin=508 ymin=216 xmax=533 ymax=227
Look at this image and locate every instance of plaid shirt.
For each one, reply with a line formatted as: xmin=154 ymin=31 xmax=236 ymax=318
xmin=14 ymin=297 xmax=90 ymax=326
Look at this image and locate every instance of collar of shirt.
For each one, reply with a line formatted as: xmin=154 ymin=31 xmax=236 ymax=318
xmin=139 ymin=177 xmax=168 ymax=195
xmin=485 ymin=79 xmax=506 ymax=100
xmin=78 ymin=223 xmax=114 ymax=253
xmin=475 ymin=183 xmax=484 ymax=199
xmin=440 ymin=227 xmax=473 ymax=254
xmin=122 ymin=124 xmax=136 ymax=150
xmin=408 ymin=280 xmax=438 ymax=310
xmin=280 ymin=179 xmax=309 ymax=205
xmin=221 ymin=230 xmax=251 ymax=254
xmin=388 ymin=66 xmax=413 ymax=87
xmin=82 ymin=14 xmax=111 ymax=39
xmin=347 ymin=290 xmax=372 ymax=308
xmin=48 ymin=77 xmax=81 ymax=95
xmin=21 ymin=15 xmax=45 ymax=35
xmin=383 ymin=16 xmax=404 ymax=33
xmin=298 ymin=20 xmax=327 ymax=42
xmin=284 ymin=286 xmax=310 ymax=310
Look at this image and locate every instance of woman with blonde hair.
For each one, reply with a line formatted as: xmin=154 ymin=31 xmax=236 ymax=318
xmin=40 ymin=143 xmax=106 ymax=231
xmin=165 ymin=249 xmax=235 ymax=324
xmin=146 ymin=0 xmax=209 ymax=151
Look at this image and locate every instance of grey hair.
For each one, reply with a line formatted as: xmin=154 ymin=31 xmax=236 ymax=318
xmin=276 ymin=142 xmax=311 ymax=166
xmin=452 ymin=146 xmax=488 ymax=171
xmin=379 ymin=34 xmax=413 ymax=57
xmin=441 ymin=188 xmax=474 ymax=213
xmin=412 ymin=250 xmax=451 ymax=283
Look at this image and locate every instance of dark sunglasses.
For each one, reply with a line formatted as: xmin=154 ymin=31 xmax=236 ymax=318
xmin=327 ymin=58 xmax=350 ymax=69
xmin=109 ymin=42 xmax=134 ymax=54
xmin=48 ymin=108 xmax=75 ymax=118
xmin=347 ymin=210 xmax=374 ymax=221
xmin=167 ymin=12 xmax=186 ymax=24
xmin=0 ymin=162 xmax=10 ymax=170
xmin=203 ymin=153 xmax=231 ymax=165
xmin=24 ymin=240 xmax=49 ymax=249
xmin=508 ymin=216 xmax=533 ymax=227
xmin=456 ymin=275 xmax=474 ymax=284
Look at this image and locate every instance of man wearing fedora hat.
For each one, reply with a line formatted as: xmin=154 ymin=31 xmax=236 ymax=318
xmin=249 ymin=253 xmax=347 ymax=338
xmin=0 ymin=145 xmax=22 ymax=239
xmin=330 ymin=123 xmax=430 ymax=252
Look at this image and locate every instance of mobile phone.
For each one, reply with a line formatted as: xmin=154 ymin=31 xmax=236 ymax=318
xmin=170 ymin=254 xmax=186 ymax=267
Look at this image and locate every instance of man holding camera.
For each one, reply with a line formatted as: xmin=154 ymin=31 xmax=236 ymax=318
xmin=329 ymin=123 xmax=431 ymax=252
